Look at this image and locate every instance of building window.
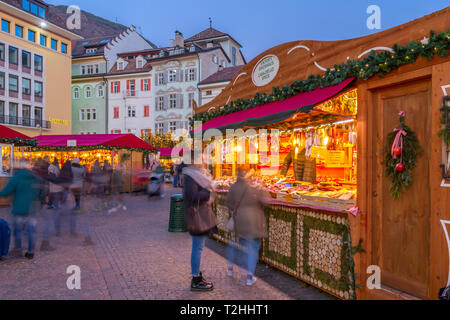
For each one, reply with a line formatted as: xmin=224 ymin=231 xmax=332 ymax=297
xmin=22 ymin=51 xmax=31 ymax=68
xmin=22 ymin=78 xmax=31 ymax=95
xmin=80 ymin=108 xmax=96 ymax=121
xmin=157 ymin=123 xmax=164 ymax=133
xmin=28 ymin=30 xmax=35 ymax=42
xmin=97 ymin=85 xmax=104 ymax=97
xmin=81 ymin=66 xmax=85 ymax=75
xmin=9 ymin=103 xmax=18 ymax=124
xmin=34 ymin=81 xmax=43 ymax=97
xmin=87 ymin=65 xmax=93 ymax=74
xmin=40 ymin=35 xmax=47 ymax=47
xmin=117 ymin=62 xmax=124 ymax=71
xmin=112 ymin=81 xmax=120 ymax=94
xmin=22 ymin=0 xmax=30 ymax=10
xmin=136 ymin=59 xmax=143 ymax=68
xmin=95 ymin=64 xmax=99 ymax=74
xmin=24 ymin=1 xmax=46 ymax=18
xmin=9 ymin=75 xmax=18 ymax=92
xmin=187 ymin=68 xmax=196 ymax=82
xmin=61 ymin=43 xmax=67 ymax=54
xmin=0 ymin=101 xmax=4 ymax=117
xmin=142 ymin=79 xmax=150 ymax=91
xmin=0 ymin=72 xmax=5 ymax=90
xmin=169 ymin=70 xmax=177 ymax=82
xmin=34 ymin=107 xmax=42 ymax=125
xmin=0 ymin=43 xmax=4 ymax=61
xmin=169 ymin=121 xmax=177 ymax=132
xmin=157 ymin=96 xmax=164 ymax=111
xmin=144 ymin=105 xmax=149 ymax=117
xmin=206 ymin=90 xmax=212 ymax=96
xmin=169 ymin=94 xmax=177 ymax=109
xmin=73 ymin=87 xmax=79 ymax=99
xmin=232 ymin=47 xmax=237 ymax=66
xmin=15 ymin=25 xmax=23 ymax=38
xmin=34 ymin=55 xmax=43 ymax=72
xmin=157 ymin=73 xmax=164 ymax=85
xmin=9 ymin=47 xmax=18 ymax=65
xmin=113 ymin=107 xmax=119 ymax=119
xmin=51 ymin=39 xmax=57 ymax=51
xmin=22 ymin=105 xmax=31 ymax=125
xmin=85 ymin=86 xmax=92 ymax=98
xmin=127 ymin=106 xmax=136 ymax=118
xmin=1 ymin=20 xmax=10 ymax=33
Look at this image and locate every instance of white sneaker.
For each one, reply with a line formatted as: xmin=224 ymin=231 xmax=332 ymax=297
xmin=246 ymin=275 xmax=257 ymax=286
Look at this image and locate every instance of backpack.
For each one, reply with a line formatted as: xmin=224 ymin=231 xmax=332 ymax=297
xmin=0 ymin=219 xmax=11 ymax=259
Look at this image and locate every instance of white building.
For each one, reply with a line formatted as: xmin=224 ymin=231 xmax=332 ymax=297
xmin=106 ymin=28 xmax=245 ymax=137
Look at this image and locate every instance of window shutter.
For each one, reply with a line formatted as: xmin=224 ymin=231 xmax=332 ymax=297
xmin=178 ymin=94 xmax=183 ymax=109
xmin=141 ymin=79 xmax=144 ymax=91
xmin=148 ymin=78 xmax=151 ymax=91
xmin=118 ymin=81 xmax=121 ymax=93
xmin=163 ymin=71 xmax=168 ymax=84
xmin=185 ymin=70 xmax=188 ymax=82
xmin=193 ymin=69 xmax=197 ymax=81
xmin=118 ymin=129 xmax=122 ymax=134
xmin=126 ymin=80 xmax=130 ymax=91
xmin=111 ymin=130 xmax=114 ymax=134
xmin=110 ymin=82 xmax=114 ymax=93
xmin=164 ymin=95 xmax=168 ymax=110
xmin=144 ymin=105 xmax=149 ymax=117
xmin=179 ymin=70 xmax=184 ymax=82
xmin=155 ymin=97 xmax=158 ymax=111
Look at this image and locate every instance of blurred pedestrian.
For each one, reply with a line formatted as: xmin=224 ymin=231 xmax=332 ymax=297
xmin=70 ymin=159 xmax=85 ymax=211
xmin=177 ymin=161 xmax=186 ymax=187
xmin=59 ymin=160 xmax=73 ymax=205
xmin=103 ymin=160 xmax=113 ymax=195
xmin=0 ymin=159 xmax=44 ymax=259
xmin=183 ymin=153 xmax=217 ymax=292
xmin=108 ymin=164 xmax=127 ymax=214
xmin=225 ymin=168 xmax=268 ymax=286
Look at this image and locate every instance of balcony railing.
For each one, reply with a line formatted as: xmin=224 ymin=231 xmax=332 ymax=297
xmin=0 ymin=115 xmax=51 ymax=129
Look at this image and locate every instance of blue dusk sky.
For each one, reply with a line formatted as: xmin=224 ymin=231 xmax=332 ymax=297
xmin=46 ymin=0 xmax=449 ymax=62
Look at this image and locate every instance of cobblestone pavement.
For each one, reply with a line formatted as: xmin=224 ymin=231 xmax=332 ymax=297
xmin=0 ymin=186 xmax=334 ymax=300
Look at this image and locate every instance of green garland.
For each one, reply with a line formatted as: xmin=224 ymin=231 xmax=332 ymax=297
xmin=31 ymin=145 xmax=158 ymax=153
xmin=384 ymin=113 xmax=423 ymax=200
xmin=0 ymin=138 xmax=38 ymax=147
xmin=193 ymin=29 xmax=450 ymax=125
xmin=438 ymin=101 xmax=450 ymax=143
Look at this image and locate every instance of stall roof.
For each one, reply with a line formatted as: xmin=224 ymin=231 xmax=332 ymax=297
xmin=34 ymin=134 xmax=156 ymax=151
xmin=158 ymin=147 xmax=184 ymax=158
xmin=195 ymin=77 xmax=355 ymax=132
xmin=0 ymin=125 xmax=36 ymax=146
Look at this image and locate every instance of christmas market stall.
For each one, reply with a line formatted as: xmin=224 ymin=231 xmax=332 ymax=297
xmin=21 ymin=134 xmax=157 ymax=192
xmin=157 ymin=147 xmax=184 ymax=169
xmin=193 ymin=8 xmax=450 ymax=300
xmin=0 ymin=125 xmax=37 ymax=206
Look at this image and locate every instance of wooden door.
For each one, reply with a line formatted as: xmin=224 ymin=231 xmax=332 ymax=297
xmin=371 ymin=79 xmax=431 ymax=299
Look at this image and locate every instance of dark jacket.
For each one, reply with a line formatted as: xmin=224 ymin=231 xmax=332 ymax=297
xmin=0 ymin=169 xmax=44 ymax=215
xmin=183 ymin=174 xmax=217 ymax=236
xmin=226 ymin=178 xmax=268 ymax=239
xmin=280 ymin=148 xmax=316 ymax=183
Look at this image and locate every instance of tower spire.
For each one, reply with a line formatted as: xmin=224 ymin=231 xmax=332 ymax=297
xmin=209 ymin=17 xmax=212 ymax=29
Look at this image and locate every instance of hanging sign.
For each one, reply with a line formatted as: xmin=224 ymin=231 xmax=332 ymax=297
xmin=252 ymin=54 xmax=280 ymax=87
xmin=67 ymin=140 xmax=77 ymax=147
xmin=49 ymin=118 xmax=70 ymax=126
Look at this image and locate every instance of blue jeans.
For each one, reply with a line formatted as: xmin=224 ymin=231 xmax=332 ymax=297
xmin=228 ymin=238 xmax=260 ymax=276
xmin=191 ymin=235 xmax=207 ymax=276
xmin=173 ymin=175 xmax=178 ymax=187
xmin=13 ymin=215 xmax=37 ymax=253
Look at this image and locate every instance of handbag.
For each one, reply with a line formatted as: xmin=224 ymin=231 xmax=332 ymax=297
xmin=225 ymin=187 xmax=247 ymax=232
xmin=186 ymin=194 xmax=217 ymax=235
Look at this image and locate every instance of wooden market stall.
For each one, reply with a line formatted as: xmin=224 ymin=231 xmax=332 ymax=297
xmin=19 ymin=134 xmax=157 ymax=193
xmin=194 ymin=8 xmax=450 ymax=300
xmin=0 ymin=125 xmax=37 ymax=206
xmin=157 ymin=147 xmax=184 ymax=170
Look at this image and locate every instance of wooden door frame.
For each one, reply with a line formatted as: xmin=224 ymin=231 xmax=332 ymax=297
xmin=357 ymin=66 xmax=433 ymax=299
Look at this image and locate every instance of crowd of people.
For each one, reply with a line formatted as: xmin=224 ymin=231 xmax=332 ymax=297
xmin=0 ymin=156 xmax=127 ymax=260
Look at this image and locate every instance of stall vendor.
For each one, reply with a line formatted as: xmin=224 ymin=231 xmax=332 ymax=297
xmin=280 ymin=145 xmax=316 ymax=184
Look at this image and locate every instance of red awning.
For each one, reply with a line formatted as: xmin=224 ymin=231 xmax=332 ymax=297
xmin=0 ymin=125 xmax=32 ymax=140
xmin=158 ymin=147 xmax=184 ymax=158
xmin=195 ymin=77 xmax=355 ymax=131
xmin=34 ymin=134 xmax=155 ymax=151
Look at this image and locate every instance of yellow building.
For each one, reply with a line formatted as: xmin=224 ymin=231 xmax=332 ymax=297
xmin=0 ymin=0 xmax=82 ymax=136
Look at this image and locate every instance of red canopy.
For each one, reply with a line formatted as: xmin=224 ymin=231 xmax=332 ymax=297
xmin=195 ymin=77 xmax=355 ymax=131
xmin=35 ymin=134 xmax=156 ymax=151
xmin=0 ymin=125 xmax=32 ymax=140
xmin=158 ymin=147 xmax=184 ymax=158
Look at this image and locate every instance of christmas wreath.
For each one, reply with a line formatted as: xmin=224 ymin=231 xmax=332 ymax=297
xmin=384 ymin=111 xmax=423 ymax=200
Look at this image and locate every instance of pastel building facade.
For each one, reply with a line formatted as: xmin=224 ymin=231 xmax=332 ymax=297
xmin=0 ymin=0 xmax=82 ymax=136
xmin=71 ymin=27 xmax=155 ymax=134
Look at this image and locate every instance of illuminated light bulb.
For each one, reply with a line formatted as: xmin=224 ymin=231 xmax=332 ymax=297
xmin=255 ymin=143 xmax=259 ymax=149
xmin=51 ymin=154 xmax=55 ymax=157
xmin=73 ymin=152 xmax=78 ymax=155
xmin=323 ymin=137 xmax=329 ymax=145
xmin=234 ymin=145 xmax=243 ymax=152
xmin=295 ymin=147 xmax=299 ymax=155
xmin=96 ymin=153 xmax=101 ymax=158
